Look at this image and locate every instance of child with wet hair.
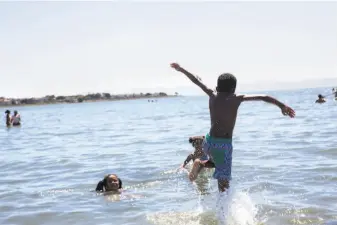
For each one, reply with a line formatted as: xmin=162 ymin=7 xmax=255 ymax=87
xmin=96 ymin=174 xmax=123 ymax=192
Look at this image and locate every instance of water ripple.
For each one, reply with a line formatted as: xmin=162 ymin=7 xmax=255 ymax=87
xmin=1 ymin=88 xmax=337 ymax=225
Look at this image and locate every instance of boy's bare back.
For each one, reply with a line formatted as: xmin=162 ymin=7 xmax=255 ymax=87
xmin=209 ymin=93 xmax=243 ymax=139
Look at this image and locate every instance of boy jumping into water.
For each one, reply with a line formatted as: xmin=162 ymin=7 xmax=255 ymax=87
xmin=170 ymin=63 xmax=295 ymax=192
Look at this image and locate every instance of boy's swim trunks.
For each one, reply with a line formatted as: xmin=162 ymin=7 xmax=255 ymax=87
xmin=201 ymin=133 xmax=233 ymax=181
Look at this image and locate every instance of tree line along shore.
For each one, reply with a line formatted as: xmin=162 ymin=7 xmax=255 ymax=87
xmin=0 ymin=92 xmax=179 ymax=107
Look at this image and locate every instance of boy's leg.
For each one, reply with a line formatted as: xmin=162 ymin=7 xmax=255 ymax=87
xmin=189 ymin=159 xmax=204 ymax=181
xmin=218 ymin=179 xmax=229 ymax=192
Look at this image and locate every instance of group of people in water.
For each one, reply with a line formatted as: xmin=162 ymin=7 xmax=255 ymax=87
xmin=3 ymin=66 xmax=334 ymax=197
xmin=4 ymin=110 xmax=21 ymax=127
xmin=96 ymin=63 xmax=296 ymax=194
xmin=315 ymin=88 xmax=337 ymax=104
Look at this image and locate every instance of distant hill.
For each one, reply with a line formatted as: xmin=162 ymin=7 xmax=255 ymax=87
xmin=173 ymin=77 xmax=337 ymax=95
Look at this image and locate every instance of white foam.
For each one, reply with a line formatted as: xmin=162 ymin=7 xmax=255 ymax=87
xmin=216 ymin=185 xmax=258 ymax=225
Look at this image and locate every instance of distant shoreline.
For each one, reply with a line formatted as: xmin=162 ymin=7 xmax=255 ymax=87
xmin=0 ymin=92 xmax=179 ymax=108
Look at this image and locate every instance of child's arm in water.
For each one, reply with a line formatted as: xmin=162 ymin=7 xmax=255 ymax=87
xmin=170 ymin=63 xmax=215 ymax=97
xmin=240 ymin=94 xmax=296 ymax=118
xmin=181 ymin=153 xmax=194 ymax=168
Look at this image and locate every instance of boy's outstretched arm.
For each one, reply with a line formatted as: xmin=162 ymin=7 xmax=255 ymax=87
xmin=241 ymin=94 xmax=296 ymax=118
xmin=170 ymin=63 xmax=215 ymax=97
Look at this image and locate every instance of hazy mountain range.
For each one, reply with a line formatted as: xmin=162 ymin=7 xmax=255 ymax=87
xmin=167 ymin=77 xmax=337 ymax=95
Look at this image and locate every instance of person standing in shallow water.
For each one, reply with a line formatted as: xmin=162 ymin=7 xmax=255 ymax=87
xmin=5 ymin=110 xmax=11 ymax=127
xmin=11 ymin=110 xmax=21 ymax=126
xmin=170 ymin=62 xmax=295 ymax=193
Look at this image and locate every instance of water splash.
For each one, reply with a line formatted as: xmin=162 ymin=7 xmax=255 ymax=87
xmin=216 ymin=185 xmax=258 ymax=225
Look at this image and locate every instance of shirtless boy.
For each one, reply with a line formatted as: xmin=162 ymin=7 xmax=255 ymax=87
xmin=171 ymin=63 xmax=295 ymax=192
xmin=181 ymin=135 xmax=215 ymax=181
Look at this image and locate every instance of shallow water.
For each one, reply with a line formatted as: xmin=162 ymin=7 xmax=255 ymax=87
xmin=1 ymin=87 xmax=337 ymax=225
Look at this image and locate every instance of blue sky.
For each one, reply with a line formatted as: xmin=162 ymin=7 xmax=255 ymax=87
xmin=0 ymin=1 xmax=336 ymax=98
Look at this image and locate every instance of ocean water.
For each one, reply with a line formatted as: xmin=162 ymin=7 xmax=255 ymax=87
xmin=1 ymin=87 xmax=337 ymax=225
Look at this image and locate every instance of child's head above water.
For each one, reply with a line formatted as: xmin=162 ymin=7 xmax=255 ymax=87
xmin=96 ymin=174 xmax=122 ymax=192
xmin=189 ymin=136 xmax=205 ymax=148
xmin=216 ymin=73 xmax=237 ymax=93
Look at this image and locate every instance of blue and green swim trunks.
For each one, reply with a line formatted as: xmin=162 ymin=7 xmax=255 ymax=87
xmin=200 ymin=133 xmax=233 ymax=181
